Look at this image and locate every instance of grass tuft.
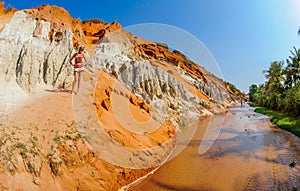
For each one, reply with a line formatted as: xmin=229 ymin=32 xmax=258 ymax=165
xmin=253 ymin=106 xmax=300 ymax=137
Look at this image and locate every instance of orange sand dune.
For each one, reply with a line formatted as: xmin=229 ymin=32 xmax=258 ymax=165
xmin=0 ymin=87 xmax=154 ymax=190
xmin=94 ymin=71 xmax=176 ymax=149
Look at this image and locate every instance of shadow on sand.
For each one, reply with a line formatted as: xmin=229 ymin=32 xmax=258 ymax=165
xmin=45 ymin=89 xmax=72 ymax=94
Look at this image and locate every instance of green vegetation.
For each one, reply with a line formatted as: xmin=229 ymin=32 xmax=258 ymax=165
xmin=54 ymin=121 xmax=81 ymax=143
xmin=4 ymin=4 xmax=14 ymax=14
xmin=172 ymin=49 xmax=185 ymax=57
xmin=249 ymin=47 xmax=300 ymax=116
xmin=252 ymin=106 xmax=300 ymax=137
xmin=229 ymin=83 xmax=238 ymax=94
xmin=249 ymin=46 xmax=300 ymax=136
xmin=155 ymin=42 xmax=168 ymax=49
xmin=82 ymin=18 xmax=104 ymax=24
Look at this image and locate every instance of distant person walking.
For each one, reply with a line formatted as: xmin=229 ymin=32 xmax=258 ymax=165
xmin=69 ymin=46 xmax=87 ymax=94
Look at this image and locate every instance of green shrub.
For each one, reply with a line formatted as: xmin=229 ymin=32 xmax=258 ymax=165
xmin=82 ymin=18 xmax=104 ymax=24
xmin=4 ymin=4 xmax=13 ymax=14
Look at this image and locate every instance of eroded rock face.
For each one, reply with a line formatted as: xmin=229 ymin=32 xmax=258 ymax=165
xmin=89 ymin=31 xmax=236 ymax=122
xmin=0 ymin=11 xmax=74 ymax=93
xmin=131 ymin=43 xmax=234 ymax=105
xmin=0 ymin=5 xmax=127 ymax=94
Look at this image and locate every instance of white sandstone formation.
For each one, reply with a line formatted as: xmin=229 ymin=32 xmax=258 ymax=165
xmin=0 ymin=11 xmax=74 ymax=94
xmin=89 ymin=31 xmax=234 ymax=130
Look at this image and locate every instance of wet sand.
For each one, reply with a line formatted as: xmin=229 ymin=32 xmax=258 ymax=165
xmin=129 ymin=104 xmax=300 ymax=191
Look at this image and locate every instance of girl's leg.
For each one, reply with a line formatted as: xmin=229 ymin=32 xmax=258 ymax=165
xmin=77 ymin=71 xmax=82 ymax=92
xmin=72 ymin=71 xmax=78 ymax=93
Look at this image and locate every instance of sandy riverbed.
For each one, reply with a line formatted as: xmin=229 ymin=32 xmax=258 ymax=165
xmin=130 ymin=104 xmax=300 ymax=191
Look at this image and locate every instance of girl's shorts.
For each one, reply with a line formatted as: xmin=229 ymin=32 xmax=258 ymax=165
xmin=74 ymin=67 xmax=84 ymax=72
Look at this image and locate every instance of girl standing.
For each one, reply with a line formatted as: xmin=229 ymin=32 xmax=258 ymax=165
xmin=69 ymin=46 xmax=87 ymax=94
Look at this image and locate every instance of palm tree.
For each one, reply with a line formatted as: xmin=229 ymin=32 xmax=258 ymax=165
xmin=263 ymin=61 xmax=284 ymax=93
xmin=263 ymin=61 xmax=285 ymax=109
xmin=248 ymin=84 xmax=258 ymax=102
xmin=264 ymin=61 xmax=284 ymax=82
xmin=283 ymin=66 xmax=293 ymax=88
xmin=284 ymin=47 xmax=300 ymax=87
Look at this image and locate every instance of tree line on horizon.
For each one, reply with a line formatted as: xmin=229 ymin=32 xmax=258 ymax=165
xmin=249 ymin=46 xmax=300 ymax=116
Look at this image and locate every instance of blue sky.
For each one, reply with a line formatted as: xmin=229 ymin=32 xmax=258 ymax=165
xmin=3 ymin=0 xmax=300 ymax=92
